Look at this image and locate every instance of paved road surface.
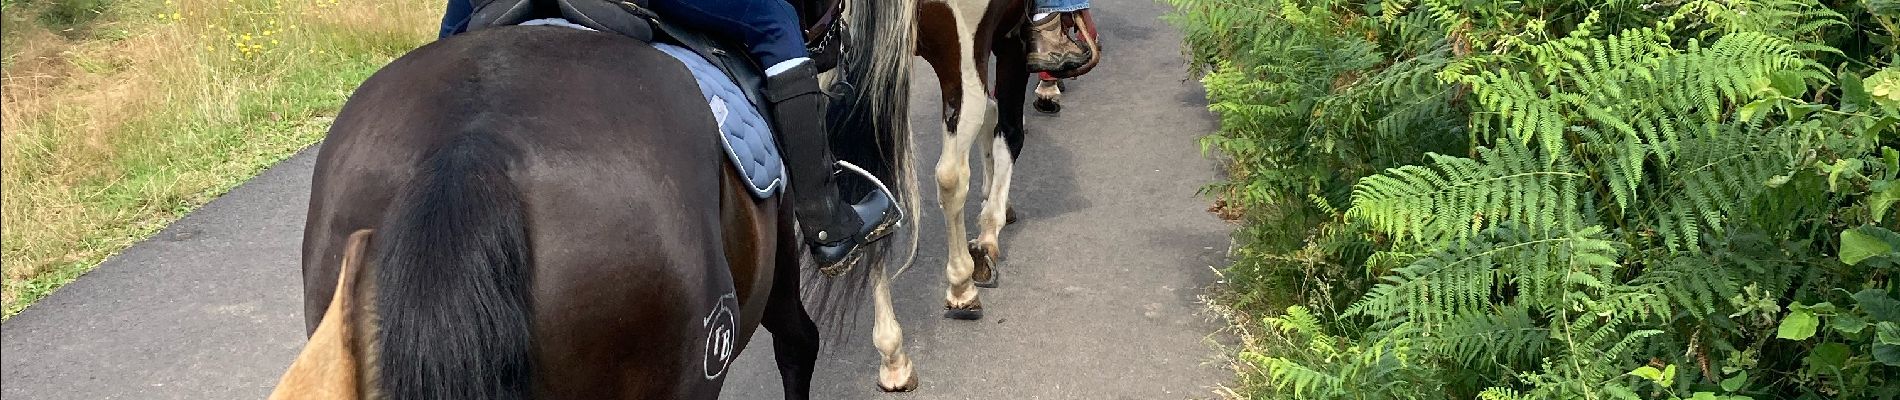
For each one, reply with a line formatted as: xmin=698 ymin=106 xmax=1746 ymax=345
xmin=0 ymin=0 xmax=1234 ymax=398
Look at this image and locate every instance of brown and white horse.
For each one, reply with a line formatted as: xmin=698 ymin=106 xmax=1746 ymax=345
xmin=912 ymin=0 xmax=1025 ymax=319
xmin=846 ymin=0 xmax=1080 ymax=391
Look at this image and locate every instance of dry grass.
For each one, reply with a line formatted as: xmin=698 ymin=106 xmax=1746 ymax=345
xmin=1 ymin=0 xmax=437 ymax=318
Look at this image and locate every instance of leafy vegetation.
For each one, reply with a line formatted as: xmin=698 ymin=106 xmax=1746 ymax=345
xmin=1168 ymin=0 xmax=1899 ymax=398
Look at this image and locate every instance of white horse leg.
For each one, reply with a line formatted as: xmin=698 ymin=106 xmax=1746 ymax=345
xmin=972 ymin=131 xmax=1012 ymax=271
xmin=871 ymin=259 xmax=916 ymax=391
xmin=935 ymin=0 xmax=996 ymax=319
xmin=936 ymin=103 xmax=985 ymax=318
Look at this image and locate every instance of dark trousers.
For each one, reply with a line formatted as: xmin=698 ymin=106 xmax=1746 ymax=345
xmin=437 ymin=0 xmax=809 ymax=69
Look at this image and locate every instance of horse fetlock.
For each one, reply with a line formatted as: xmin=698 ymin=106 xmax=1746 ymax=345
xmin=1035 ymin=80 xmax=1063 ymax=101
xmin=944 ymin=281 xmax=980 ymax=301
xmin=968 ymin=240 xmax=1001 ymax=289
xmin=968 ymin=238 xmax=1000 ymax=260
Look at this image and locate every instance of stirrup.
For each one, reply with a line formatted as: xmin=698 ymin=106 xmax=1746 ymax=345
xmin=835 ymin=160 xmax=904 ymax=240
xmin=814 ymin=160 xmax=904 ymax=277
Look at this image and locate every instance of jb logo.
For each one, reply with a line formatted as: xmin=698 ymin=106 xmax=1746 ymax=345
xmin=702 ymin=293 xmax=738 ymax=380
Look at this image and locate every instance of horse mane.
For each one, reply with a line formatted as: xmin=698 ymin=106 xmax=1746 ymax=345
xmin=804 ymin=0 xmax=920 ymax=341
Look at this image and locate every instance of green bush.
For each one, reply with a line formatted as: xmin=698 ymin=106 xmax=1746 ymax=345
xmin=1170 ymin=0 xmax=1900 ymax=398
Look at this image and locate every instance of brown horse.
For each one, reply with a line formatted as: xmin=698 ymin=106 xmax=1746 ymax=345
xmin=267 ymin=0 xmax=917 ymax=397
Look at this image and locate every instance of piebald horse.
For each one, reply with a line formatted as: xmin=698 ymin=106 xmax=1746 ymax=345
xmin=910 ymin=0 xmax=1034 ymax=317
xmin=841 ymin=0 xmax=1071 ymax=390
xmin=267 ymin=0 xmax=919 ymax=397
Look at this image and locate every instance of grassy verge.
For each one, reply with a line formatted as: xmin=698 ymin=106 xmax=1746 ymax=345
xmin=1 ymin=0 xmax=438 ymax=318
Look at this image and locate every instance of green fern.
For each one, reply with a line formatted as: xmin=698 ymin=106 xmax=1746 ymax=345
xmin=1170 ymin=0 xmax=1899 ymax=398
xmin=1344 ymin=225 xmax=1621 ymax=324
xmin=1651 ymin=125 xmax=1799 ymax=251
xmin=1247 ymin=306 xmax=1439 ymax=399
xmin=1433 ymin=305 xmax=1550 ymax=368
xmin=1350 ymin=142 xmax=1587 ymax=246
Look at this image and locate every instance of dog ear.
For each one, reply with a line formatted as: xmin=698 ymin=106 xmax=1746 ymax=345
xmin=268 ymin=229 xmax=373 ymax=400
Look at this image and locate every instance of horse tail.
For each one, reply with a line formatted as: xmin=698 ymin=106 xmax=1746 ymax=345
xmin=370 ymin=134 xmax=535 ymax=400
xmin=807 ymin=0 xmax=921 ymax=341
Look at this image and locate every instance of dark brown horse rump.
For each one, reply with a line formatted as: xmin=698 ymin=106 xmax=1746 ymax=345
xmin=289 ymin=25 xmax=865 ymax=400
xmin=300 ymin=26 xmax=774 ymax=399
xmin=280 ymin=0 xmax=919 ymax=396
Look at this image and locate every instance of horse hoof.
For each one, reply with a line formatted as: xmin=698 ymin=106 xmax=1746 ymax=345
xmin=878 ymin=371 xmax=919 ymax=392
xmin=1034 ymin=80 xmax=1062 ymax=114
xmin=1034 ymin=97 xmax=1061 ymax=114
xmin=943 ymin=299 xmax=984 ymax=320
xmin=969 ymin=242 xmax=1000 ymax=289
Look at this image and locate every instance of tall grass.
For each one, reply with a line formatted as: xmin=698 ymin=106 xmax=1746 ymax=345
xmin=1 ymin=0 xmax=438 ymax=318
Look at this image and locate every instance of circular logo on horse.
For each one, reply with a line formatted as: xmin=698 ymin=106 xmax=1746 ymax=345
xmin=702 ymin=293 xmax=738 ymax=380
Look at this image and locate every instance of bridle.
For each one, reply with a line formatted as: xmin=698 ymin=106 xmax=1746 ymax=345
xmin=802 ymin=0 xmax=848 ymax=70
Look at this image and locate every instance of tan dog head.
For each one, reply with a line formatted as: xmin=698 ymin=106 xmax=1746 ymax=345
xmin=268 ymin=230 xmax=373 ymax=400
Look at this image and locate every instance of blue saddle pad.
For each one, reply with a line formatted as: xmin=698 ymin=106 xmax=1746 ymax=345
xmin=520 ymin=18 xmax=785 ymax=199
xmin=650 ymin=43 xmax=785 ymax=198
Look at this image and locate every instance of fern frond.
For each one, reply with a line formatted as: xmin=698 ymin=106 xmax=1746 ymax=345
xmin=1478 ymin=387 xmax=1527 ymax=400
xmin=1344 ymin=225 xmax=1620 ymax=325
xmin=1433 ymin=305 xmax=1551 ymax=367
xmin=1652 ymin=124 xmax=1797 ymax=251
xmin=1350 ymin=142 xmax=1587 ymax=245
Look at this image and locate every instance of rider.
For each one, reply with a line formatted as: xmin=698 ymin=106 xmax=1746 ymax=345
xmin=437 ymin=0 xmax=901 ymax=271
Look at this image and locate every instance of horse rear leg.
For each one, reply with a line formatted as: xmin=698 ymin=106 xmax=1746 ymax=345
xmin=760 ymin=247 xmax=820 ymax=399
xmin=972 ymin=14 xmax=1030 ymax=289
xmin=869 ymin=258 xmax=917 ymax=391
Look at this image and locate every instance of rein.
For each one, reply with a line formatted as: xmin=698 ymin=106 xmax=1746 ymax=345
xmin=802 ymin=0 xmax=847 ymax=69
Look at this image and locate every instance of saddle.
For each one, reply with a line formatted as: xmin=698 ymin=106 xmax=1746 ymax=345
xmin=461 ymin=0 xmax=843 ymax=105
xmin=459 ymin=0 xmax=838 ymax=199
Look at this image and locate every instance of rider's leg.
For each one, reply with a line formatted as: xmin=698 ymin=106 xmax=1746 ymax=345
xmin=439 ymin=0 xmax=473 ymax=39
xmin=1027 ymin=0 xmax=1090 ymax=72
xmin=649 ymin=0 xmax=900 ymax=269
xmin=646 ymin=0 xmax=806 ymax=69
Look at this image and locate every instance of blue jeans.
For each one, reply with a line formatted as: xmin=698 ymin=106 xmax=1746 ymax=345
xmin=1035 ymin=0 xmax=1089 ymax=13
xmin=437 ymin=0 xmax=809 ymax=69
xmin=439 ymin=0 xmax=472 ymax=39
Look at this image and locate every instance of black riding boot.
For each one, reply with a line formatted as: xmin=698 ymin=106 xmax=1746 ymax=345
xmin=766 ymin=59 xmax=901 ymax=273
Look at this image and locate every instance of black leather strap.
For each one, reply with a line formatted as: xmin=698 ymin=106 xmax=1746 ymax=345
xmin=464 ymin=0 xmax=655 ymax=43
